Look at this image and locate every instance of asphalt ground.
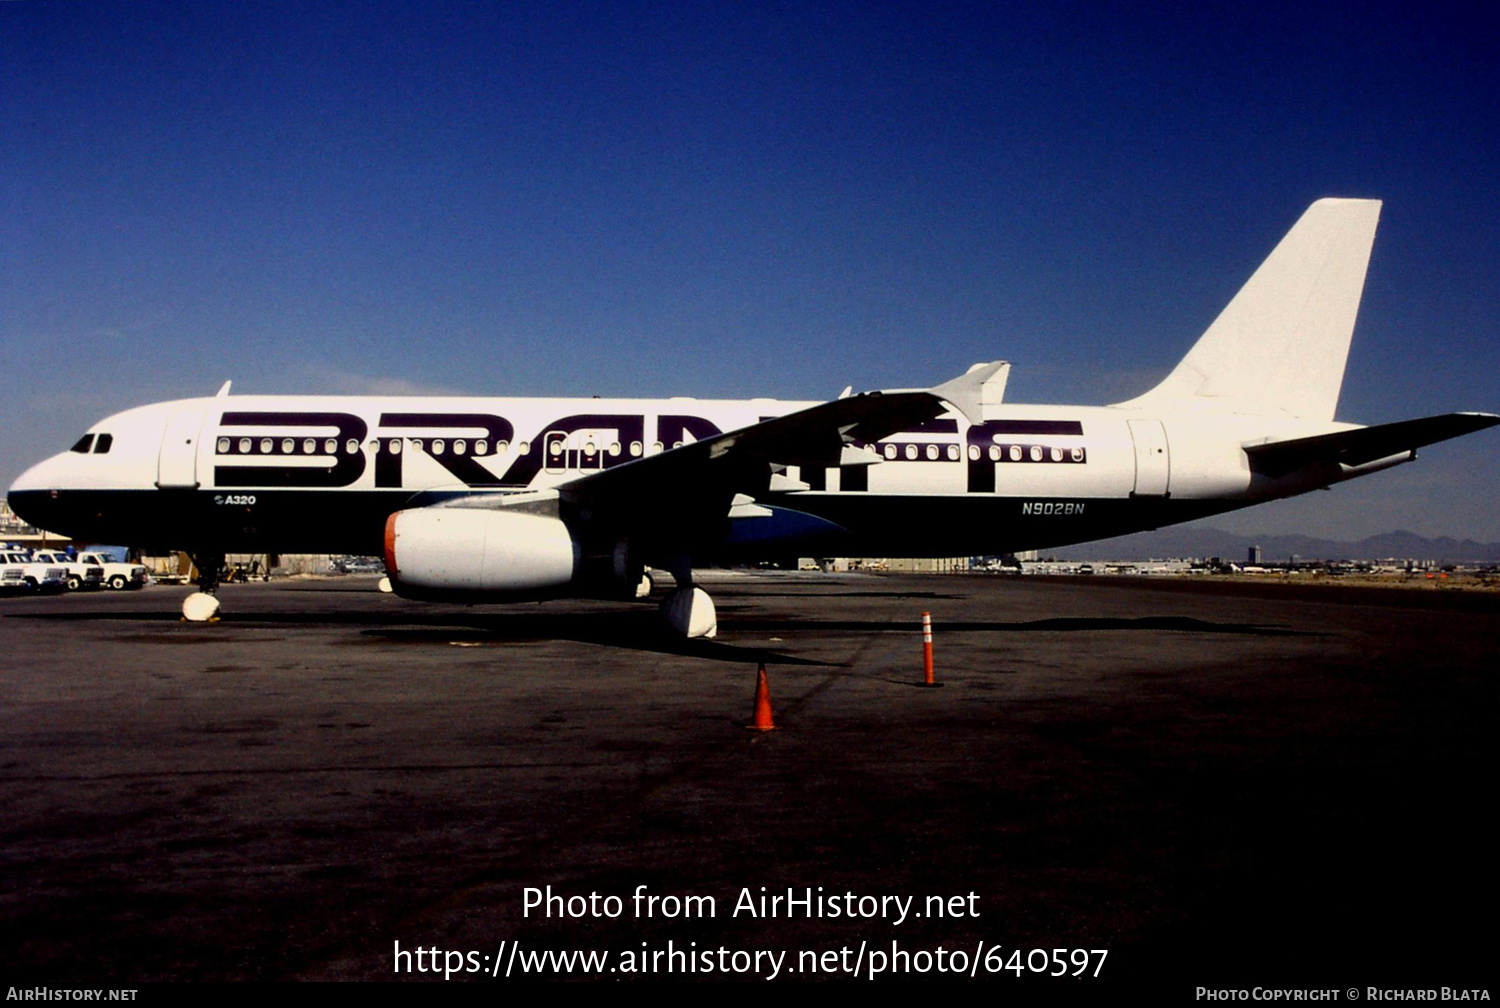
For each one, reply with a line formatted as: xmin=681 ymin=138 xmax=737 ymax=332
xmin=0 ymin=572 xmax=1494 ymax=991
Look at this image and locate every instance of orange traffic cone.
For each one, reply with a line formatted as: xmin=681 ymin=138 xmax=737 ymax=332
xmin=746 ymin=664 xmax=776 ymax=732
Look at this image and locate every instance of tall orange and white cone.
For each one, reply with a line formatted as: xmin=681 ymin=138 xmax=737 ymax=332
xmin=918 ymin=611 xmax=942 ymax=687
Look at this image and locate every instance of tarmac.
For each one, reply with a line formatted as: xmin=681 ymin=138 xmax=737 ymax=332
xmin=1 ymin=571 xmax=1494 ymax=989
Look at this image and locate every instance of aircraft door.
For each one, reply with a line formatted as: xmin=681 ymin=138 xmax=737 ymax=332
xmin=1127 ymin=419 xmax=1170 ymax=496
xmin=544 ymin=428 xmax=613 ymax=473
xmin=544 ymin=430 xmax=569 ymax=474
xmin=157 ymin=407 xmax=206 ymax=489
xmin=573 ymin=429 xmax=607 ymax=472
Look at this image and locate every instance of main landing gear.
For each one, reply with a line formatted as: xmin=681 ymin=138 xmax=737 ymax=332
xmin=181 ymin=551 xmax=225 ymax=622
xmin=656 ymin=558 xmax=717 ymax=638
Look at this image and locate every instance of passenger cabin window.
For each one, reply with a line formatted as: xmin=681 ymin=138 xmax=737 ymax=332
xmin=70 ymin=435 xmax=95 ymax=453
xmin=93 ymin=434 xmax=113 ymax=453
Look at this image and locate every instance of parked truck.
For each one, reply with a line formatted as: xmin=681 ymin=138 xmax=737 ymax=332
xmin=76 ymin=551 xmax=149 ymax=590
xmin=29 ymin=550 xmax=106 ymax=591
xmin=0 ymin=551 xmax=68 ymax=593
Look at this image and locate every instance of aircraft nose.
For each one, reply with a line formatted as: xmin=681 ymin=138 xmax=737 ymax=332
xmin=9 ymin=454 xmax=66 ymax=494
xmin=7 ymin=454 xmax=71 ymax=529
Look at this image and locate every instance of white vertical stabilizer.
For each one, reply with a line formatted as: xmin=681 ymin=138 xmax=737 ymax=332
xmin=1119 ymin=198 xmax=1382 ymax=421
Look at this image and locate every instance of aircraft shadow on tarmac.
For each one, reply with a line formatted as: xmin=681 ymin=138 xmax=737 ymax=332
xmin=703 ymin=614 xmax=1322 ymax=637
xmin=365 ymin=613 xmax=843 ymax=666
xmin=707 ymin=590 xmax=963 ymax=600
xmin=8 ymin=606 xmax=841 ymax=667
xmin=11 ymin=608 xmax=1320 ymax=671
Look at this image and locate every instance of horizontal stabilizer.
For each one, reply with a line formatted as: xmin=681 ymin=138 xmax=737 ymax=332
xmin=1244 ymin=412 xmax=1500 ymax=477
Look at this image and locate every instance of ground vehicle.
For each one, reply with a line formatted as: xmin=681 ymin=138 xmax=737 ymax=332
xmin=29 ymin=550 xmax=106 ymax=591
xmin=329 ymin=556 xmax=386 ymax=574
xmin=0 ymin=551 xmax=67 ymax=593
xmin=76 ymin=551 xmax=149 ymax=590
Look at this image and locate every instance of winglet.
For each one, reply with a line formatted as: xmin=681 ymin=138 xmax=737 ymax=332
xmin=929 ymin=361 xmax=1010 ymax=423
xmin=215 ymin=380 xmax=233 ymax=397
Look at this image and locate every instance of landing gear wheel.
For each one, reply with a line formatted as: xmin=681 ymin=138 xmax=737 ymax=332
xmin=660 ymin=586 xmax=717 ymax=638
xmin=183 ymin=550 xmax=225 ymax=622
xmin=181 ymin=592 xmax=222 ymax=622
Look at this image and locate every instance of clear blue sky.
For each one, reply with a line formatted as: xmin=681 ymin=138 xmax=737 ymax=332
xmin=4 ymin=1 xmax=1497 ymax=538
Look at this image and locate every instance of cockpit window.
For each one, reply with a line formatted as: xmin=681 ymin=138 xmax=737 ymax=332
xmin=93 ymin=434 xmax=114 ymax=454
xmin=70 ymin=434 xmax=95 ymax=453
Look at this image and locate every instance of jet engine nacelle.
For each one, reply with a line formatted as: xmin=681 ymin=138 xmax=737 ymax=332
xmin=384 ymin=507 xmax=580 ymax=600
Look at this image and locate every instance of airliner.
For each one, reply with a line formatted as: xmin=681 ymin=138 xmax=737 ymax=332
xmin=8 ymin=199 xmax=1497 ymax=636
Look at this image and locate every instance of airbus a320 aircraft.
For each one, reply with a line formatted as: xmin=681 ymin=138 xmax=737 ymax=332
xmin=9 ymin=199 xmax=1497 ymax=636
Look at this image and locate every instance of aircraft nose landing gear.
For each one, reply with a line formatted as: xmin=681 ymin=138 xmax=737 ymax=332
xmin=181 ymin=551 xmax=225 ymax=622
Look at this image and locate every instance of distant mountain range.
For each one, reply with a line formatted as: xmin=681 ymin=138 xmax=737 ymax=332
xmin=1044 ymin=529 xmax=1500 ymax=563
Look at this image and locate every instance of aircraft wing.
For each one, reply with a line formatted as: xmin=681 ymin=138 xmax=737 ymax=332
xmin=550 ymin=363 xmax=1006 ymax=533
xmin=1244 ymin=412 xmax=1500 ymax=478
xmin=564 ymin=390 xmax=937 ymax=495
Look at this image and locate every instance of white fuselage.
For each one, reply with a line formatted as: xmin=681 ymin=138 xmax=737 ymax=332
xmin=8 ymin=391 xmax=1397 ymax=561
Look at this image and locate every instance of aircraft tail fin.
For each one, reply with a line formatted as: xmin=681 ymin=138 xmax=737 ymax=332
xmin=1118 ymin=198 xmax=1382 ymax=421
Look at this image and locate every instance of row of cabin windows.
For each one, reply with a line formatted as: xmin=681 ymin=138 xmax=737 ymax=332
xmin=69 ymin=434 xmax=113 ymax=454
xmin=218 ymin=436 xmax=372 ymax=456
xmin=546 ymin=441 xmax=659 ymax=458
xmin=210 ymin=437 xmax=684 ymax=459
xmin=876 ymin=442 xmax=1085 ymax=463
xmin=70 ymin=431 xmax=1083 ymax=467
xmin=879 ymin=442 xmax=962 ymax=462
